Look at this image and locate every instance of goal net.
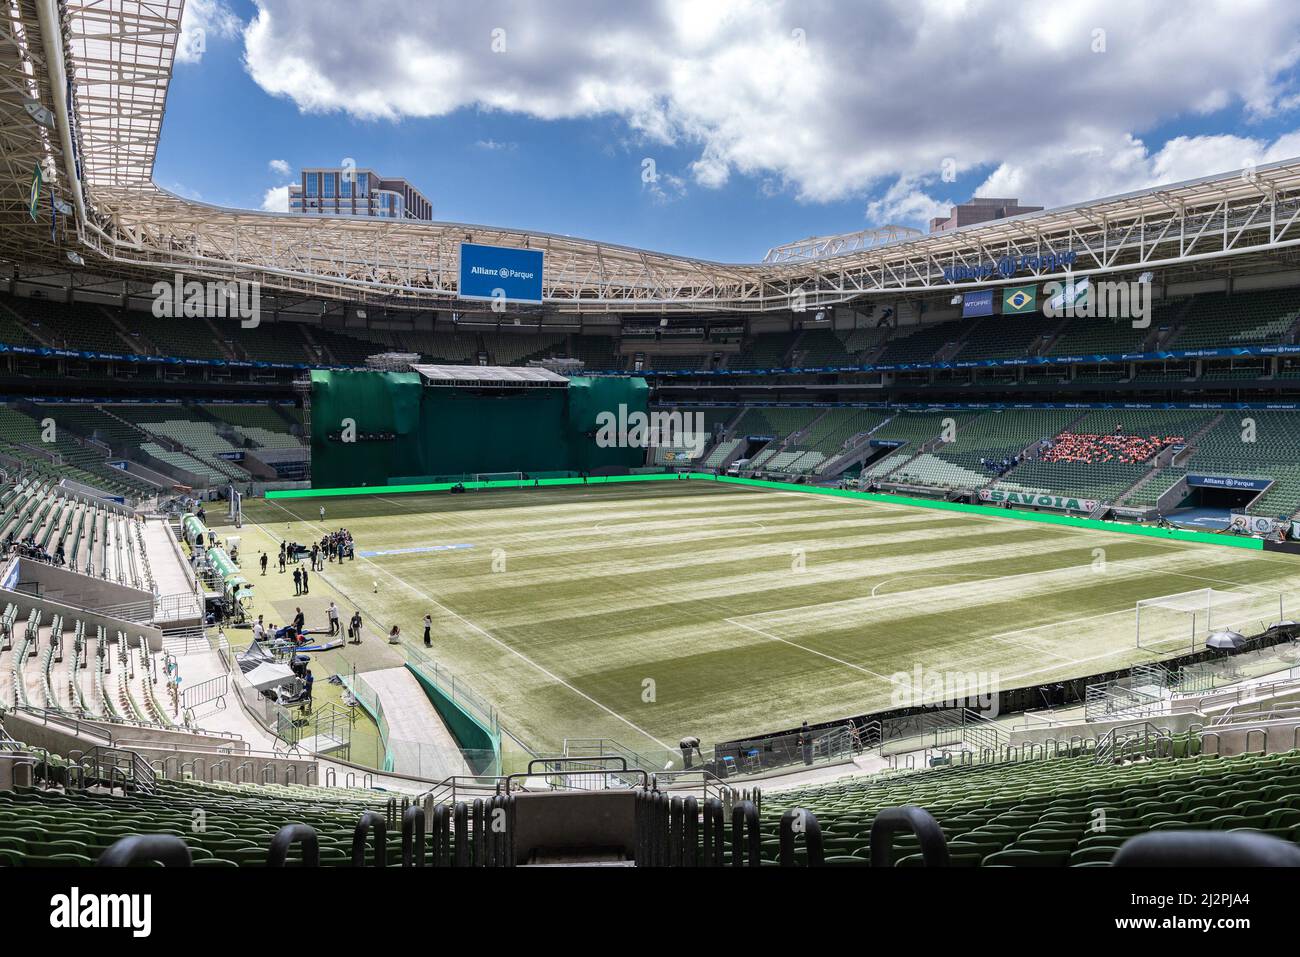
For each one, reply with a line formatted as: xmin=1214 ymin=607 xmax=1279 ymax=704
xmin=227 ymin=484 xmax=243 ymax=528
xmin=471 ymin=471 xmax=525 ymax=489
xmin=1135 ymin=588 xmax=1285 ymax=653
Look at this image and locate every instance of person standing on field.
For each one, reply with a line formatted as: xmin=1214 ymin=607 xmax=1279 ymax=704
xmin=423 ymin=614 xmax=433 ymax=648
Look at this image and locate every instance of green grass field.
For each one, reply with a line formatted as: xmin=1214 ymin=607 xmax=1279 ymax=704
xmin=240 ymin=482 xmax=1300 ymax=755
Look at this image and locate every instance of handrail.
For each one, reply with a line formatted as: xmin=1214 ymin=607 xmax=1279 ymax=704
xmin=870 ymin=805 xmax=950 ymax=868
xmin=1114 ymin=831 xmax=1300 ymax=867
xmin=503 ymin=766 xmax=648 ymax=793
xmin=266 ymin=824 xmax=320 ymax=867
xmin=778 ymin=807 xmax=824 ymax=867
xmin=401 ymin=804 xmax=426 ymax=867
xmin=351 ymin=811 xmax=388 ymax=867
xmin=98 ymin=834 xmax=192 ymax=868
xmin=729 ymin=800 xmax=761 ymax=867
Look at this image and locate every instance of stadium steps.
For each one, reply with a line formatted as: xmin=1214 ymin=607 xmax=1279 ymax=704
xmin=0 ymin=301 xmax=54 ymax=349
xmin=97 ymin=307 xmax=150 ymax=356
xmin=1033 ymin=313 xmax=1075 ymax=355
xmin=1117 ymin=413 xmax=1225 ymax=506
xmin=1153 ymin=298 xmax=1201 ymax=350
xmin=299 ymin=324 xmax=329 ymax=365
xmin=818 ymin=414 xmax=900 ymax=478
xmin=195 ymin=315 xmax=238 ymax=361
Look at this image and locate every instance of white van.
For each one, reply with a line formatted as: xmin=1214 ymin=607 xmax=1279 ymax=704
xmin=726 ymin=458 xmax=751 ymax=476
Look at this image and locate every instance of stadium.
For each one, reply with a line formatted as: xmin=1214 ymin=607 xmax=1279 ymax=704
xmin=2 ymin=0 xmax=1300 ymax=907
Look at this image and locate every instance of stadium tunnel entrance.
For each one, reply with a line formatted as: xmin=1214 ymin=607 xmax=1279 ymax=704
xmin=1168 ymin=483 xmax=1265 ymax=513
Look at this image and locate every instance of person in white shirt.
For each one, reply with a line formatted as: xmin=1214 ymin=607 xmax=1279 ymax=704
xmin=252 ymin=616 xmax=265 ymax=642
xmin=328 ymin=602 xmax=340 ymax=636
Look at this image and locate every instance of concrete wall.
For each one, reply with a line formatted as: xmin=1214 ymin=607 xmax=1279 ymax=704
xmin=0 ymin=569 xmax=164 ymax=653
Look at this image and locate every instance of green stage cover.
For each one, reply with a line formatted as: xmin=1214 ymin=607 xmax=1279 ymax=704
xmin=309 ymin=369 xmax=648 ymax=489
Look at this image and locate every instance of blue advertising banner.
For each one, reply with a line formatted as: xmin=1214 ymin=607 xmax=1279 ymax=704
xmin=1186 ymin=474 xmax=1273 ymax=492
xmin=962 ymin=289 xmax=994 ymax=318
xmin=458 ymin=242 xmax=545 ymax=304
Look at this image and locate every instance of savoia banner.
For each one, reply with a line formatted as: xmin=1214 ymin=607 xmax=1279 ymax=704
xmin=979 ymin=488 xmax=1098 ymax=512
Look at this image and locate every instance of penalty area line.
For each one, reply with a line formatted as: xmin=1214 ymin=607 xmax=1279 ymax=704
xmin=724 ymin=616 xmax=900 ymax=685
xmin=259 ymin=497 xmax=675 ymax=752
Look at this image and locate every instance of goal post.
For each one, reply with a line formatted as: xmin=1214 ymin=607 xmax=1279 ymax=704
xmin=471 ymin=471 xmax=526 ymax=489
xmin=1135 ymin=588 xmax=1285 ymax=654
xmin=227 ymin=484 xmax=243 ymax=528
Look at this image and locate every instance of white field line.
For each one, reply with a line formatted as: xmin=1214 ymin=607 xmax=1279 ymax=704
xmin=758 ymin=486 xmax=1300 ymax=568
xmin=723 ymin=616 xmax=899 ymax=684
xmin=258 ymin=498 xmax=675 ymax=751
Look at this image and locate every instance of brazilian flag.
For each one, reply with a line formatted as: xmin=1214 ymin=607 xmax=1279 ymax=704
xmin=1002 ymin=284 xmax=1037 ymax=314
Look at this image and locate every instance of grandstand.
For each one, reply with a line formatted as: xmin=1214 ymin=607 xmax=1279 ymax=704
xmin=4 ymin=0 xmax=1300 ymax=894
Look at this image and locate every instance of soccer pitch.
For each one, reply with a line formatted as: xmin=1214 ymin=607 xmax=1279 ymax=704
xmin=243 ymin=482 xmax=1300 ymax=753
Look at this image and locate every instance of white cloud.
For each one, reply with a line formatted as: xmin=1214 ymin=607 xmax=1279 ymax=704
xmin=866 ymin=178 xmax=953 ymax=227
xmin=474 ymin=139 xmax=517 ymax=151
xmin=268 ymin=158 xmax=292 ymax=176
xmin=239 ymin=0 xmax=1300 ymax=223
xmin=261 ymin=184 xmax=291 ymax=212
xmin=177 ymin=0 xmax=241 ymax=65
xmin=644 ymin=171 xmax=687 ymax=205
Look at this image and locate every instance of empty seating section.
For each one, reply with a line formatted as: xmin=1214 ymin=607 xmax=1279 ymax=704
xmin=730 ymin=407 xmax=819 ymax=442
xmin=0 ymin=407 xmax=152 ymax=498
xmin=761 ymin=748 xmax=1300 ymax=866
xmin=1171 ymin=288 xmax=1300 ymax=350
xmin=203 ymin=404 xmax=295 ymax=434
xmin=776 ymin=409 xmax=891 ymax=474
xmin=1047 ymin=298 xmax=1186 ymax=357
xmin=569 ymin=335 xmax=621 ymax=370
xmin=1162 ymin=412 xmax=1300 ymax=518
xmin=395 ymin=329 xmax=479 ymax=362
xmin=6 ymin=298 xmax=128 ymax=354
xmin=954 ymin=315 xmax=1060 ymax=362
xmin=0 ymin=307 xmax=42 ymax=347
xmin=202 ymin=405 xmax=304 ymax=450
xmin=794 ymin=327 xmax=890 ymax=367
xmin=703 ymin=439 xmax=743 ymax=468
xmin=32 ymin=404 xmax=144 ymax=456
xmin=0 ymin=778 xmax=395 ymax=867
xmin=683 ymin=406 xmax=742 ymax=435
xmin=484 ymin=332 xmax=565 ymax=365
xmin=221 ymin=322 xmax=312 ymax=364
xmin=875 ymin=320 xmax=964 ymax=365
xmin=729 ymin=407 xmax=821 ymax=469
xmin=638 ymin=353 xmax=709 ymax=371
xmin=859 ymin=410 xmax=977 ymax=479
xmin=727 ymin=333 xmax=797 ymax=369
xmin=114 ymin=313 xmax=227 ymax=360
xmin=313 ymin=328 xmax=395 ymax=366
xmin=112 ymin=405 xmax=250 ymax=483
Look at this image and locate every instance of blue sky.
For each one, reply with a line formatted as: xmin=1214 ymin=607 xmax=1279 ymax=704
xmin=154 ymin=0 xmax=1300 ymax=263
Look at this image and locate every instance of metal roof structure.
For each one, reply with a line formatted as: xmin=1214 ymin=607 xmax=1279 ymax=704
xmin=411 ymin=364 xmax=570 ymax=388
xmin=7 ymin=0 xmax=1300 ymax=316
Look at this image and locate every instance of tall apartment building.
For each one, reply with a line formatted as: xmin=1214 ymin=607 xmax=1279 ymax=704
xmin=929 ymin=197 xmax=1042 ymax=233
xmin=288 ymin=167 xmax=433 ymax=220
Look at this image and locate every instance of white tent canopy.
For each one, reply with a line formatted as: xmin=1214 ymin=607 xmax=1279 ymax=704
xmin=243 ymin=663 xmax=295 ymax=692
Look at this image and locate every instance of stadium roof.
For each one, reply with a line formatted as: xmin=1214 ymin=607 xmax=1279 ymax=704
xmin=411 ymin=364 xmax=570 ymax=388
xmin=9 ymin=1 xmax=1300 ymax=314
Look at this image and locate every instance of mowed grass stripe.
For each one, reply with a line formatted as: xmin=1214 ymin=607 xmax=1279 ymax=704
xmin=245 ymin=484 xmax=1300 ymax=749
